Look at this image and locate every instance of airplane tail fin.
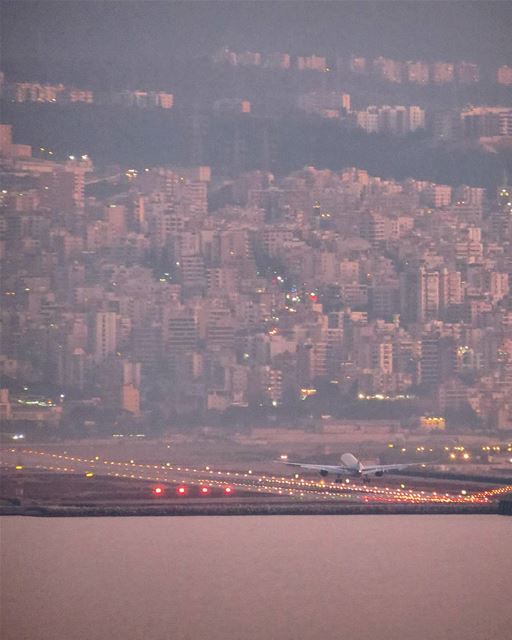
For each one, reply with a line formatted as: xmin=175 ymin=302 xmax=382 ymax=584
xmin=340 ymin=453 xmax=360 ymax=470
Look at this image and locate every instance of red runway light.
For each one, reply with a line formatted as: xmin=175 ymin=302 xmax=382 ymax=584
xmin=200 ymin=486 xmax=211 ymax=495
xmin=152 ymin=486 xmax=164 ymax=496
xmin=177 ymin=485 xmax=188 ymax=496
xmin=224 ymin=486 xmax=233 ymax=495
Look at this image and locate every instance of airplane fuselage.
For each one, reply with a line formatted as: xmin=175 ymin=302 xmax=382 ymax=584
xmin=281 ymin=452 xmax=418 ymax=482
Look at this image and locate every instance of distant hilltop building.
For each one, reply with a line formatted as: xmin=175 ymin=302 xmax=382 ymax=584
xmin=213 ymin=48 xmax=290 ymax=69
xmin=430 ymin=62 xmax=455 ymax=84
xmin=66 ymin=88 xmax=94 ymax=103
xmin=7 ymin=82 xmax=94 ymax=104
xmin=263 ymin=53 xmax=291 ymax=70
xmin=370 ymin=57 xmax=481 ymax=85
xmin=1 ymin=80 xmax=174 ymax=109
xmin=0 ymin=123 xmax=32 ymax=159
xmin=213 ymin=48 xmax=327 ymax=72
xmin=371 ymin=59 xmax=463 ymax=85
xmin=10 ymin=82 xmax=65 ymax=102
xmin=213 ymin=47 xmax=238 ymax=66
xmin=497 ymin=65 xmax=512 ymax=86
xmin=372 ymin=57 xmax=404 ymax=83
xmin=455 ymin=61 xmax=480 ymax=84
xmin=349 ymin=55 xmax=367 ymax=74
xmin=212 ymin=48 xmax=261 ymax=67
xmin=461 ymin=107 xmax=512 ymax=138
xmin=296 ymin=55 xmax=327 ymax=72
xmin=205 ymin=51 xmax=497 ymax=84
xmin=406 ymin=61 xmax=430 ymax=85
xmin=111 ymin=90 xmax=173 ymax=109
xmin=236 ymin=51 xmax=262 ymax=67
xmin=0 ymin=124 xmax=92 ymax=209
xmin=355 ymin=105 xmax=425 ymax=134
xmin=297 ymin=92 xmax=351 ymax=117
xmin=213 ymin=98 xmax=251 ymax=114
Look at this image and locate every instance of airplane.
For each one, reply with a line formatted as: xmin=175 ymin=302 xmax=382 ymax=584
xmin=280 ymin=453 xmax=423 ymax=483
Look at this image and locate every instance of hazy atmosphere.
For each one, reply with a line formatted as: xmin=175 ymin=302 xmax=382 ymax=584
xmin=1 ymin=2 xmax=512 ymax=639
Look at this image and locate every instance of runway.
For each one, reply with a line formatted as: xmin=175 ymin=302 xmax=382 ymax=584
xmin=2 ymin=447 xmax=509 ymax=507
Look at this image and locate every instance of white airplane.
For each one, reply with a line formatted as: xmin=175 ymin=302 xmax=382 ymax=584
xmin=281 ymin=453 xmax=422 ymax=483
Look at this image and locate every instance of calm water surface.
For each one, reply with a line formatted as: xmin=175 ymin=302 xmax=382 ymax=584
xmin=1 ymin=515 xmax=511 ymax=640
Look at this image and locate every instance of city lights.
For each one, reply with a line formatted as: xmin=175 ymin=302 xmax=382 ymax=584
xmin=0 ymin=17 xmax=510 ymax=524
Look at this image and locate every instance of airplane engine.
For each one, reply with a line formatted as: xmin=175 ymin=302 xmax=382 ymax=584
xmin=319 ymin=470 xmax=329 ymax=477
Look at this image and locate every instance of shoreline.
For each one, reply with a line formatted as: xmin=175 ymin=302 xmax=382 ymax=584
xmin=0 ymin=502 xmax=501 ymax=517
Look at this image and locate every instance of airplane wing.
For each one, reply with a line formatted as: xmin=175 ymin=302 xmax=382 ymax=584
xmin=279 ymin=461 xmax=351 ymax=474
xmin=362 ymin=462 xmax=421 ymax=474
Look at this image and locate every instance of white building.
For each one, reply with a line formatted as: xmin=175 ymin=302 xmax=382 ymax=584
xmin=94 ymin=311 xmax=118 ymax=363
xmin=356 ymin=105 xmax=425 ymax=134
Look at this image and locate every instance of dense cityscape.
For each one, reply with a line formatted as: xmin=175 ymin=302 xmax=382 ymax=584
xmin=1 ymin=30 xmax=512 ymax=442
xmin=2 ymin=89 xmax=512 ymax=440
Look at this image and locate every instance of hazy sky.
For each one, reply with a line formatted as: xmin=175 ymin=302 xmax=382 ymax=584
xmin=2 ymin=1 xmax=512 ymax=81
